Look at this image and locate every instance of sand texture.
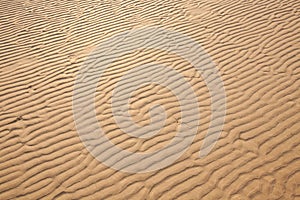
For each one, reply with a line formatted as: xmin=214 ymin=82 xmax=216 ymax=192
xmin=0 ymin=0 xmax=300 ymax=199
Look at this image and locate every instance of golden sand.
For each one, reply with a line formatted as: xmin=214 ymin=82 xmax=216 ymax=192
xmin=0 ymin=0 xmax=299 ymax=199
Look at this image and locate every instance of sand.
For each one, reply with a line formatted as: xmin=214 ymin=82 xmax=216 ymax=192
xmin=0 ymin=0 xmax=299 ymax=199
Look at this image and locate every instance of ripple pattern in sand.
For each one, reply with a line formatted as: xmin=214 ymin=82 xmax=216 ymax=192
xmin=0 ymin=0 xmax=299 ymax=199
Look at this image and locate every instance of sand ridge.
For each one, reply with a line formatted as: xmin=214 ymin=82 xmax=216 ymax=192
xmin=0 ymin=0 xmax=299 ymax=199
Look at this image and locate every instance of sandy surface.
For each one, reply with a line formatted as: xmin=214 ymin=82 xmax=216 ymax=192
xmin=0 ymin=0 xmax=300 ymax=199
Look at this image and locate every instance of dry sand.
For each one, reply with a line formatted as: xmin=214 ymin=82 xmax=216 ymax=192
xmin=0 ymin=0 xmax=300 ymax=199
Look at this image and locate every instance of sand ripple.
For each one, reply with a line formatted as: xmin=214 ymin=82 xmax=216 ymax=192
xmin=0 ymin=0 xmax=299 ymax=199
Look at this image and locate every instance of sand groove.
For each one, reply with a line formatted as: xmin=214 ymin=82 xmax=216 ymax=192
xmin=0 ymin=0 xmax=299 ymax=199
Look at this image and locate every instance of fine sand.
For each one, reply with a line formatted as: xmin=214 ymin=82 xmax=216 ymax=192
xmin=0 ymin=0 xmax=300 ymax=199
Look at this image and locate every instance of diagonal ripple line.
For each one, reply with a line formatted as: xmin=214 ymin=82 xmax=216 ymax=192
xmin=72 ymin=26 xmax=226 ymax=173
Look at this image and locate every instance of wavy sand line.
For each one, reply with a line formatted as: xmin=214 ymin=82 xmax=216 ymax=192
xmin=0 ymin=0 xmax=299 ymax=199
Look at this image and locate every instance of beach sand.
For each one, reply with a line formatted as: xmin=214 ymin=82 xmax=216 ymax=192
xmin=0 ymin=0 xmax=299 ymax=199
